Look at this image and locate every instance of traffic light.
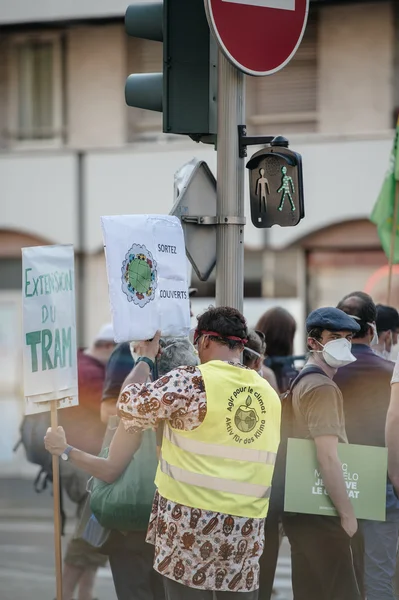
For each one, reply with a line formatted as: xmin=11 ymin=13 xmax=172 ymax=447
xmin=125 ymin=0 xmax=217 ymax=140
xmin=246 ymin=144 xmax=305 ymax=229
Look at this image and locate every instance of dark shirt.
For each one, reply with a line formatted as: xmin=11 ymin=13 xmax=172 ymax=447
xmin=102 ymin=343 xmax=134 ymax=402
xmin=265 ymin=355 xmax=304 ymax=394
xmin=334 ymin=344 xmax=394 ymax=448
xmin=101 ymin=343 xmax=163 ymax=452
xmin=59 ymin=350 xmax=106 ymax=455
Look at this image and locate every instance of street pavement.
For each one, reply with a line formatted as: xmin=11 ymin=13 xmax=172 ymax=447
xmin=0 ymin=478 xmax=293 ymax=600
xmin=0 ymin=478 xmax=117 ymax=600
xmin=0 ymin=519 xmax=118 ymax=600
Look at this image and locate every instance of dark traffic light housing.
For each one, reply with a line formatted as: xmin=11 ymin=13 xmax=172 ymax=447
xmin=125 ymin=0 xmax=217 ymax=140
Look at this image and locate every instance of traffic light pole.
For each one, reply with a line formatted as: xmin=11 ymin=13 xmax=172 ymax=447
xmin=215 ymin=52 xmax=246 ymax=312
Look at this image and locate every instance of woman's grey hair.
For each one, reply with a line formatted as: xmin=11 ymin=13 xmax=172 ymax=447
xmin=157 ymin=337 xmax=199 ymax=376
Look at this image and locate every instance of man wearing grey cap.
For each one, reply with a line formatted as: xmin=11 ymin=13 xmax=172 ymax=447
xmin=374 ymin=304 xmax=399 ymax=361
xmin=279 ymin=307 xmax=364 ymax=600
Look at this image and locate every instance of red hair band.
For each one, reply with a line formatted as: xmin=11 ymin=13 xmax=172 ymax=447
xmin=194 ymin=329 xmax=248 ymax=345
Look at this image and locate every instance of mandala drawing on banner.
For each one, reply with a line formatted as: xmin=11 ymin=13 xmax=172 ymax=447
xmin=121 ymin=244 xmax=157 ymax=307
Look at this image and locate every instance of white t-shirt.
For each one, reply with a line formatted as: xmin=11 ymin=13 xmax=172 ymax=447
xmin=391 ymin=353 xmax=399 ymax=384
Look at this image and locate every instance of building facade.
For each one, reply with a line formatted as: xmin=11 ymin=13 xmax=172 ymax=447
xmin=0 ymin=0 xmax=398 ymax=470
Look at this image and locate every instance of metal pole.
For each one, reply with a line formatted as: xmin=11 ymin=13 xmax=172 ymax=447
xmin=77 ymin=152 xmax=86 ymax=347
xmin=215 ymin=51 xmax=246 ymax=312
xmin=387 ymin=181 xmax=399 ymax=305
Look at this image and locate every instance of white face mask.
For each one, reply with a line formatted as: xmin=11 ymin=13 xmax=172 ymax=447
xmin=313 ymin=338 xmax=356 ymax=369
xmin=373 ymin=330 xmax=393 ymax=360
xmin=369 ymin=322 xmax=379 ymax=347
xmin=373 ymin=346 xmax=391 ymax=359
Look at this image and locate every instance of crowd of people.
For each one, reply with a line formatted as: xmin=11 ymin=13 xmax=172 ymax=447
xmin=36 ymin=289 xmax=399 ymax=600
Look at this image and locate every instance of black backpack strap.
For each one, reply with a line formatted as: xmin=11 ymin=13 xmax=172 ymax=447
xmin=34 ymin=467 xmax=51 ymax=493
xmin=49 ymin=471 xmax=67 ymax=536
xmin=33 ymin=467 xmax=66 ymax=536
xmin=288 ymin=364 xmax=326 ymax=394
xmin=280 ymin=365 xmax=326 ymax=435
xmin=59 ymin=475 xmax=66 ymax=536
xmin=13 ymin=438 xmax=22 ymax=453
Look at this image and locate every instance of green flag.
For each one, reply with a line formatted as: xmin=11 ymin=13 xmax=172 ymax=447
xmin=370 ymin=118 xmax=399 ymax=262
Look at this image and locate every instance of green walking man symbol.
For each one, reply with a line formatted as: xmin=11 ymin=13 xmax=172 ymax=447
xmin=277 ymin=166 xmax=296 ymax=212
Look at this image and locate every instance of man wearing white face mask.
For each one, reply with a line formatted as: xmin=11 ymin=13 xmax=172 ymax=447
xmin=373 ymin=304 xmax=399 ymax=361
xmin=280 ymin=306 xmax=364 ymax=600
xmin=335 ymin=292 xmax=399 ymax=600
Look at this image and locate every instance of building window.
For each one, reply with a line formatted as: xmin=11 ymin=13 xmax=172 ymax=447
xmin=0 ymin=258 xmax=22 ymax=290
xmin=8 ymin=34 xmax=64 ymax=146
xmin=246 ymin=12 xmax=318 ymax=135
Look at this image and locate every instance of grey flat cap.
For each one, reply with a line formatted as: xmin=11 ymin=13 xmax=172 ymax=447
xmin=306 ymin=307 xmax=360 ymax=333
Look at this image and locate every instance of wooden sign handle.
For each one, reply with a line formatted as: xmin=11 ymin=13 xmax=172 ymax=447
xmin=51 ymin=400 xmax=63 ymax=600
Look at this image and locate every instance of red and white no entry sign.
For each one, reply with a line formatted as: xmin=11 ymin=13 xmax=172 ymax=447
xmin=204 ymin=0 xmax=309 ymax=76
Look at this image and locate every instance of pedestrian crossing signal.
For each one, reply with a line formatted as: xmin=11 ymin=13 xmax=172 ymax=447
xmin=246 ymin=147 xmax=304 ymax=228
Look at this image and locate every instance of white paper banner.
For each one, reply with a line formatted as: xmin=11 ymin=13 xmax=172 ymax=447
xmin=22 ymin=245 xmax=78 ymax=415
xmin=101 ymin=215 xmax=191 ymax=342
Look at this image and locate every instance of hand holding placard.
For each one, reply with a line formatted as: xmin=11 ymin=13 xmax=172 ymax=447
xmin=131 ymin=331 xmax=162 ymax=362
xmin=45 ymin=424 xmax=68 ymax=456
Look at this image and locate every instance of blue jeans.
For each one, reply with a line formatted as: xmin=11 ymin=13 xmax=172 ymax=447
xmin=360 ymin=485 xmax=399 ymax=600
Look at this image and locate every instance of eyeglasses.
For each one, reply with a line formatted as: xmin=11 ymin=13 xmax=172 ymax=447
xmin=189 ymin=328 xmax=200 ymax=347
xmin=254 ymin=329 xmax=267 ymax=353
xmin=255 ymin=330 xmax=266 ymax=342
xmin=244 ymin=346 xmax=262 ymax=359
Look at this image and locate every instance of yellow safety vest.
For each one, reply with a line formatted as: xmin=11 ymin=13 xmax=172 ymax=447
xmin=155 ymin=360 xmax=281 ymax=519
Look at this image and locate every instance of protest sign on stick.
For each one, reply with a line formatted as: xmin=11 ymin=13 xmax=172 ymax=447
xmin=22 ymin=244 xmax=79 ymax=600
xmin=101 ymin=214 xmax=191 ymax=342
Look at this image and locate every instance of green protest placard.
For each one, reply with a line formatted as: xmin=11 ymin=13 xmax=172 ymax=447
xmin=284 ymin=438 xmax=387 ymax=521
xmin=22 ymin=244 xmax=79 ymax=600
